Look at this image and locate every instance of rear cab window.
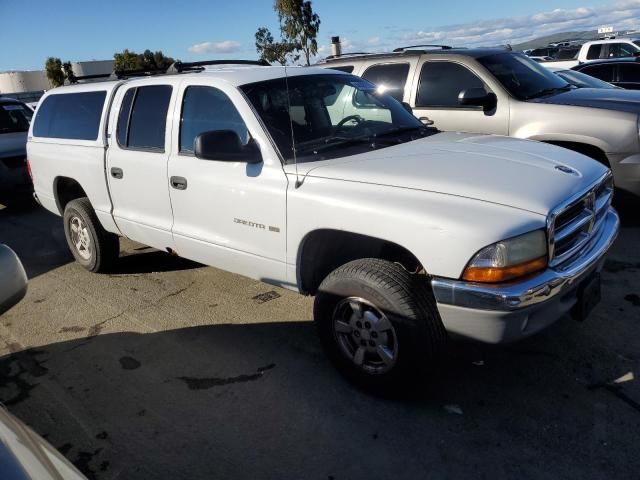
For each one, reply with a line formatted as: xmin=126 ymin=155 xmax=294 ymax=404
xmin=32 ymin=91 xmax=106 ymax=140
xmin=587 ymin=44 xmax=603 ymax=60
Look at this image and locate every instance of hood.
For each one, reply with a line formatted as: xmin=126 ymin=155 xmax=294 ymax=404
xmin=530 ymin=87 xmax=640 ymax=114
xmin=296 ymin=132 xmax=608 ymax=215
xmin=0 ymin=132 xmax=28 ymax=159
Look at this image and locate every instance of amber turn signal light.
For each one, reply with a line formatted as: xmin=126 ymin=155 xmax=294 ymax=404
xmin=462 ymin=256 xmax=548 ymax=283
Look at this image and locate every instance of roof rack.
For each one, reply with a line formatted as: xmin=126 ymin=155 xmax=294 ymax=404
xmin=68 ymin=73 xmax=113 ymax=84
xmin=168 ymin=59 xmax=270 ymax=73
xmin=323 ymin=52 xmax=375 ymax=61
xmin=112 ymin=59 xmax=271 ymax=79
xmin=393 ymin=44 xmax=452 ymax=52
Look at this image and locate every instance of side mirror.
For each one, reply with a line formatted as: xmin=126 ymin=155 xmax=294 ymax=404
xmin=401 ymin=102 xmax=413 ymax=115
xmin=458 ymin=88 xmax=497 ymax=111
xmin=194 ymin=130 xmax=262 ymax=164
xmin=0 ymin=245 xmax=27 ymax=316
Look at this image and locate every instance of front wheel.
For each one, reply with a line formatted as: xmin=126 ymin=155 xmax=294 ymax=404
xmin=314 ymin=258 xmax=447 ymax=390
xmin=63 ymin=198 xmax=119 ymax=273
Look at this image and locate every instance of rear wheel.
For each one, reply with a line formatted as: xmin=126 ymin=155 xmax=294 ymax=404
xmin=63 ymin=198 xmax=119 ymax=273
xmin=314 ymin=258 xmax=447 ymax=390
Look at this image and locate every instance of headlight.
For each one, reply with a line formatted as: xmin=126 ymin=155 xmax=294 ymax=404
xmin=462 ymin=230 xmax=548 ymax=283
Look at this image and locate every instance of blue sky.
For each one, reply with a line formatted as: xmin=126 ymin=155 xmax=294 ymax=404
xmin=2 ymin=0 xmax=638 ymax=71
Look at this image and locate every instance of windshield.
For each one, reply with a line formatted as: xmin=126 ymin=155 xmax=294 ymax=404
xmin=478 ymin=53 xmax=573 ymax=100
xmin=555 ymin=70 xmax=618 ymax=89
xmin=240 ymin=74 xmax=431 ymax=164
xmin=0 ymin=101 xmax=33 ymax=133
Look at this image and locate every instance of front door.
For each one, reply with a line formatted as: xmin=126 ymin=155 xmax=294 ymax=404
xmin=166 ymin=80 xmax=288 ymax=285
xmin=411 ymin=60 xmax=509 ymax=135
xmin=106 ymin=83 xmax=176 ymax=250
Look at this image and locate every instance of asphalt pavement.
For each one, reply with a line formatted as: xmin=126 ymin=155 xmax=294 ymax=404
xmin=0 ymin=202 xmax=638 ymax=480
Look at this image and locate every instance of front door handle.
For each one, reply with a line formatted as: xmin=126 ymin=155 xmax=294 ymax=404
xmin=170 ymin=176 xmax=188 ymax=190
xmin=110 ymin=167 xmax=124 ymax=179
xmin=419 ymin=116 xmax=434 ymax=126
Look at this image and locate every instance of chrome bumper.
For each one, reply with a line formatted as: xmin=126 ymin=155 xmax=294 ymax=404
xmin=432 ymin=208 xmax=620 ymax=312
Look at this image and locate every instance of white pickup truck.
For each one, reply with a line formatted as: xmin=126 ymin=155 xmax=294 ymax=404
xmin=27 ymin=62 xmax=619 ymax=389
xmin=540 ymin=38 xmax=640 ymax=69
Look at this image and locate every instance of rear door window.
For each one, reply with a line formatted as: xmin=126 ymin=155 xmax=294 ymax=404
xmin=586 ymin=44 xmax=603 ymax=60
xmin=580 ymin=64 xmax=616 ymax=82
xmin=360 ymin=63 xmax=410 ymax=102
xmin=416 ymin=61 xmax=485 ymax=107
xmin=117 ymin=85 xmax=172 ymax=151
xmin=32 ymin=91 xmax=106 ymax=140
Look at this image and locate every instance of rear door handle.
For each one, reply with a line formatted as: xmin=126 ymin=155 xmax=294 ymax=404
xmin=110 ymin=167 xmax=124 ymax=179
xmin=170 ymin=176 xmax=188 ymax=190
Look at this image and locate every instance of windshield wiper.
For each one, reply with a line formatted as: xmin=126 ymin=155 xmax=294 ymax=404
xmin=525 ymin=85 xmax=573 ymax=100
xmin=296 ymin=136 xmax=377 ymax=155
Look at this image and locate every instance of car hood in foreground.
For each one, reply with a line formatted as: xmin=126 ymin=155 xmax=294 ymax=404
xmin=529 ymin=87 xmax=640 ymax=114
xmin=293 ymin=132 xmax=608 ymax=215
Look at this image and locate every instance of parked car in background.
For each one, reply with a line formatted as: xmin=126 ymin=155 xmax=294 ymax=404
xmin=319 ymin=46 xmax=640 ymax=197
xmin=0 ymin=245 xmax=87 ymax=479
xmin=548 ymin=67 xmax=620 ymax=89
xmin=27 ymin=61 xmax=619 ymax=388
xmin=0 ymin=97 xmax=33 ymax=204
xmin=572 ymin=58 xmax=640 ymax=90
xmin=537 ymin=38 xmax=640 ymax=69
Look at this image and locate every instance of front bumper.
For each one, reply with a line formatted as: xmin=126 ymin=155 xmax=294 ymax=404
xmin=431 ymin=208 xmax=620 ymax=344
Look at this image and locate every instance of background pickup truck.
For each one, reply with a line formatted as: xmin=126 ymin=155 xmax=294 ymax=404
xmin=537 ymin=38 xmax=640 ymax=69
xmin=27 ymin=63 xmax=619 ymax=390
xmin=320 ymin=47 xmax=640 ymax=199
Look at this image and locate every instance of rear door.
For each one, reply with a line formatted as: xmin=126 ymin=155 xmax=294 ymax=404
xmin=411 ymin=60 xmax=509 ymax=134
xmin=106 ymin=81 xmax=177 ymax=250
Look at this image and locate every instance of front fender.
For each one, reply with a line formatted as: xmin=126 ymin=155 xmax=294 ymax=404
xmin=286 ymin=176 xmax=545 ymax=282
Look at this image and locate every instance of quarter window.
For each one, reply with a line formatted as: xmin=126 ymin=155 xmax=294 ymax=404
xmin=117 ymin=85 xmax=172 ymax=151
xmin=416 ymin=62 xmax=485 ymax=107
xmin=32 ymin=91 xmax=106 ymax=140
xmin=361 ymin=63 xmax=410 ymax=102
xmin=179 ymin=86 xmax=248 ymax=154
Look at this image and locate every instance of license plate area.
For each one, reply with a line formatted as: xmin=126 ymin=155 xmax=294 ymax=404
xmin=571 ymin=272 xmax=601 ymax=322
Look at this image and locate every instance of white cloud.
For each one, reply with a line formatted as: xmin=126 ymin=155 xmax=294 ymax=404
xmin=188 ymin=40 xmax=242 ymax=54
xmin=398 ymin=1 xmax=640 ymax=48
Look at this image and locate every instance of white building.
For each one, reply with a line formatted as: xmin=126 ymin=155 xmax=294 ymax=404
xmin=0 ymin=60 xmax=114 ymax=102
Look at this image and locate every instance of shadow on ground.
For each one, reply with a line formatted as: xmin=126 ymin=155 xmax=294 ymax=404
xmin=0 ymin=314 xmax=638 ymax=480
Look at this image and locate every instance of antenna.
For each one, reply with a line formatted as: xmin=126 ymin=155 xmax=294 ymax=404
xmin=283 ymin=66 xmax=302 ymax=188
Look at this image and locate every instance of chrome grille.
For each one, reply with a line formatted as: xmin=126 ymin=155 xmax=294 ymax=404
xmin=548 ymin=173 xmax=614 ymax=268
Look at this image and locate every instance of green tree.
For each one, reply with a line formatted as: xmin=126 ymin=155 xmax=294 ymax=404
xmin=45 ymin=57 xmax=65 ymax=87
xmin=255 ymin=27 xmax=297 ymax=65
xmin=113 ymin=49 xmax=175 ymax=72
xmin=62 ymin=61 xmax=75 ymax=83
xmin=274 ymin=0 xmax=321 ymax=66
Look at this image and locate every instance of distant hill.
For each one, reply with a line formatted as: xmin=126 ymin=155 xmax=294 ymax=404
xmin=512 ymin=30 xmax=598 ymax=51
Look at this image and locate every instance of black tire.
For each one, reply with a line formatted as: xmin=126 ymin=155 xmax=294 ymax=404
xmin=314 ymin=258 xmax=447 ymax=390
xmin=63 ymin=198 xmax=119 ymax=273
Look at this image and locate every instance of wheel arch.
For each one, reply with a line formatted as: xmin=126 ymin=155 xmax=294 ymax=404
xmin=53 ymin=176 xmax=89 ymax=214
xmin=541 ymin=140 xmax=611 ymax=167
xmin=296 ymin=229 xmax=424 ymax=295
